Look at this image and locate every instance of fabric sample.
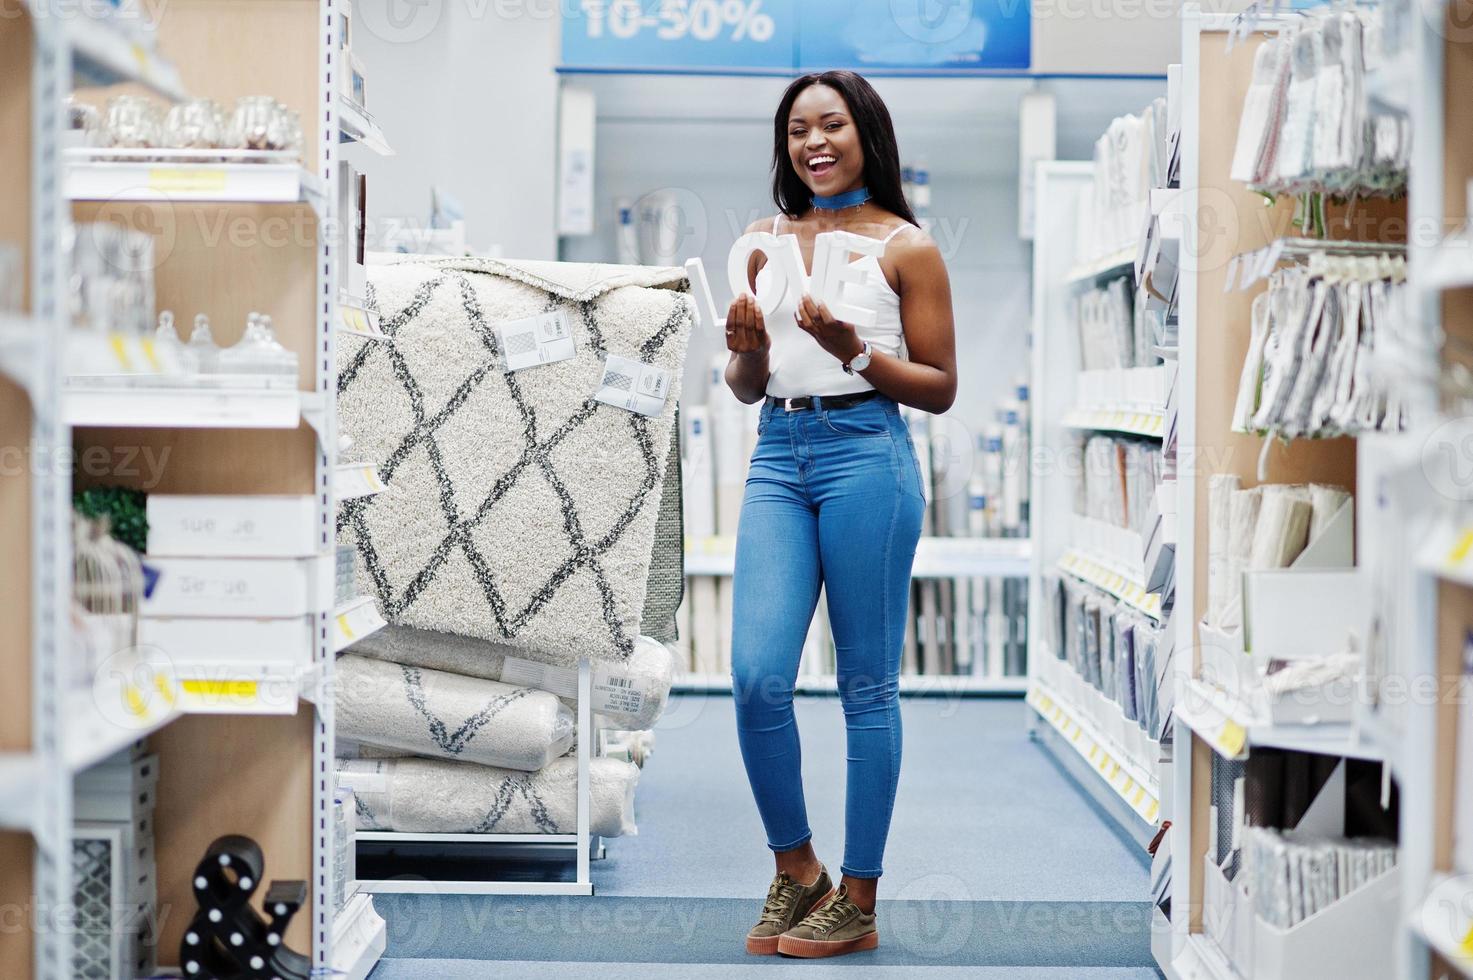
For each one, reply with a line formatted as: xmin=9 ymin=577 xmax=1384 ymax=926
xmin=338 ymin=256 xmax=695 ymax=662
xmin=336 ymin=654 xmax=575 ymax=771
xmin=338 ymin=755 xmax=640 ymax=838
xmin=349 ymin=626 xmax=677 ymax=731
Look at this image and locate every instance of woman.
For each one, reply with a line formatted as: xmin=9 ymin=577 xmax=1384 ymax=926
xmin=724 ymin=70 xmax=958 ymax=959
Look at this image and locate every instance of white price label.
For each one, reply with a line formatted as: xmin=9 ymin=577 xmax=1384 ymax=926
xmin=501 ymin=656 xmax=580 ymax=700
xmin=592 ymin=665 xmax=646 ymax=718
xmin=335 ymin=760 xmax=390 ymax=796
xmin=496 ymin=310 xmax=576 ymax=372
xmin=595 ymin=354 xmax=671 ymax=417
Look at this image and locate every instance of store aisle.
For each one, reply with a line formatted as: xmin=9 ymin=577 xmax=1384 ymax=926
xmin=370 ymin=696 xmax=1159 ymax=977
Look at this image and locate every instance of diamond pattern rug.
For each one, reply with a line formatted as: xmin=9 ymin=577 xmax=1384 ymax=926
xmin=337 ymin=257 xmax=693 ymax=663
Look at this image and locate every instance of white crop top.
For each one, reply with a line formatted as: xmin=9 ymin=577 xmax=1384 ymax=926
xmin=756 ymin=215 xmax=908 ymax=399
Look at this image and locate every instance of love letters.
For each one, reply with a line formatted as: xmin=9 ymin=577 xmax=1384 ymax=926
xmin=685 ymin=230 xmax=884 ymax=331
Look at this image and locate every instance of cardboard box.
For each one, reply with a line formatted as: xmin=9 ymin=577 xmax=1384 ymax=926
xmin=146 ymin=495 xmax=317 ymax=558
xmin=141 ymin=557 xmax=315 ymax=618
xmin=139 ymin=616 xmax=313 ymax=676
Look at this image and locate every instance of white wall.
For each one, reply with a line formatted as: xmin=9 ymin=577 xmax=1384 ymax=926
xmin=344 ymin=1 xmax=560 ymax=259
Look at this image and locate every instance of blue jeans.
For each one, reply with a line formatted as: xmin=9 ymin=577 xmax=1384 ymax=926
xmin=730 ymin=394 xmax=925 ymax=879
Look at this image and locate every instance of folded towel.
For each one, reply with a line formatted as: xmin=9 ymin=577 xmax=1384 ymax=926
xmin=336 ymin=654 xmax=574 ymax=771
xmin=349 ymin=626 xmax=675 ymax=731
xmin=337 ymin=755 xmax=640 ymax=838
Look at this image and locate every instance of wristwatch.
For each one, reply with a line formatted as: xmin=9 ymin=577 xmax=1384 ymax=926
xmin=843 ymin=340 xmax=873 ymax=376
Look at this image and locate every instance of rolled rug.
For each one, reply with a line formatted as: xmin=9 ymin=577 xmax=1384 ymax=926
xmin=336 ymin=654 xmax=574 ymax=771
xmin=337 ymin=755 xmax=640 ymax=838
xmin=350 ymin=626 xmax=676 ymax=731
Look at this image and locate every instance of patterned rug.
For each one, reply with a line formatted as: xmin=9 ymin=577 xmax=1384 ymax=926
xmin=337 ymin=258 xmax=694 ymax=663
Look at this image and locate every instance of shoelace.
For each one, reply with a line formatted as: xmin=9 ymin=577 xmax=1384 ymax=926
xmin=757 ymin=875 xmax=802 ymax=926
xmin=801 ymin=892 xmax=858 ymax=934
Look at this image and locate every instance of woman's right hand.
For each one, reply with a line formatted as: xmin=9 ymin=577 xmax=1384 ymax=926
xmin=725 ymin=294 xmax=770 ymax=355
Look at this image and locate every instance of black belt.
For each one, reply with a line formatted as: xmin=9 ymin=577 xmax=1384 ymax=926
xmin=765 ymin=390 xmax=881 ymax=412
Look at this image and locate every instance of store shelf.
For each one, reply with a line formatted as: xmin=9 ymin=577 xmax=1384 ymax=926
xmin=63 ymin=381 xmax=304 ymax=428
xmin=1026 ymin=680 xmax=1161 ymax=827
xmin=1064 ymin=247 xmax=1138 ymax=285
xmin=335 ymin=462 xmax=386 ymax=501
xmin=358 ymin=831 xmax=581 ymax=845
xmin=0 ymin=316 xmax=39 ymax=397
xmin=1062 ymin=407 xmax=1166 ymax=439
xmin=0 ymin=753 xmax=43 ymax=832
xmin=334 ymin=597 xmax=387 ymax=653
xmin=1411 ymin=874 xmax=1473 ymax=976
xmin=331 ymin=892 xmax=387 ymax=980
xmin=338 ymin=97 xmax=395 ymax=155
xmin=63 ymin=12 xmax=187 ymax=100
xmin=1058 ymin=549 xmax=1163 ymax=620
xmin=672 ymin=672 xmax=1029 ymax=695
xmin=65 ymin=148 xmax=326 ymax=208
xmin=1173 ymin=932 xmax=1243 ymax=980
xmin=338 ymin=297 xmax=386 ymax=341
xmin=64 ymin=683 xmax=180 ymax=773
xmin=683 ymin=535 xmax=1032 ymax=578
xmin=1175 ymin=678 xmax=1383 ymax=762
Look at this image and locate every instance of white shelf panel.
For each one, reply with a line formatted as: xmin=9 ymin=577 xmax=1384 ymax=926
xmin=64 ymin=13 xmax=187 ymax=100
xmin=338 ymin=97 xmax=395 ymax=155
xmin=683 ymin=535 xmax=1032 ymax=578
xmin=0 ymin=316 xmax=40 ymax=397
xmin=672 ymin=672 xmax=1029 ymax=695
xmin=65 ymin=149 xmax=325 ymax=207
xmin=335 ymin=462 xmax=385 ymax=501
xmin=332 ymin=892 xmax=387 ymax=980
xmin=1173 ymin=933 xmax=1244 ymax=980
xmin=1026 ymin=680 xmax=1161 ymax=826
xmin=1058 ymin=549 xmax=1163 ymax=620
xmin=1062 ymin=407 xmax=1166 ymax=439
xmin=63 ymin=382 xmax=303 ymax=428
xmin=64 ymin=683 xmax=180 ymax=773
xmin=0 ymin=753 xmax=43 ymax=832
xmin=334 ymin=597 xmax=387 ymax=653
xmin=1412 ymin=874 xmax=1473 ymax=976
xmin=1064 ymin=247 xmax=1137 ymax=285
xmin=1175 ymin=678 xmax=1383 ymax=762
xmin=1421 ymin=235 xmax=1473 ymax=294
xmin=358 ymin=831 xmax=581 ymax=844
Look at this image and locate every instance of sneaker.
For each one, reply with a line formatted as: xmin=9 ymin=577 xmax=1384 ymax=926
xmin=776 ymin=884 xmax=879 ymax=958
xmin=745 ymin=867 xmax=835 ymax=955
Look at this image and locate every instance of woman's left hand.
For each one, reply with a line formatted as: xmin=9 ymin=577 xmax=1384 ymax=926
xmin=795 ymin=295 xmax=865 ymax=366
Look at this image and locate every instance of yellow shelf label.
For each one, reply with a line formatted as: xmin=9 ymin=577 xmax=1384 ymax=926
xmin=1146 ymin=799 xmax=1160 ymax=822
xmin=1133 ymin=785 xmax=1147 ymax=806
xmin=1450 ymin=528 xmax=1473 ymax=566
xmin=182 ymin=679 xmax=259 ymax=699
xmin=1459 ymin=921 xmax=1473 ymax=957
xmin=148 ymin=168 xmax=229 ymax=193
xmin=1218 ymin=719 xmax=1247 ymax=756
xmin=107 ymin=333 xmax=133 ymax=371
xmin=337 ymin=613 xmax=356 ymax=640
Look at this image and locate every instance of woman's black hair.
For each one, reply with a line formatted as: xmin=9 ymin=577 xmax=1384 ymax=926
xmin=771 ymin=70 xmax=917 ymax=226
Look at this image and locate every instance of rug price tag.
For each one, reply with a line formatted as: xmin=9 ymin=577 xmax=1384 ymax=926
xmin=592 ymin=665 xmax=645 ymax=718
xmin=595 ymin=354 xmax=670 ymax=417
xmin=502 ymin=656 xmax=580 ymax=700
xmin=496 ymin=310 xmax=576 ymax=372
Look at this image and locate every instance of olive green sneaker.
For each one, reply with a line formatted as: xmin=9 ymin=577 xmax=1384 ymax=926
xmin=776 ymin=884 xmax=879 ymax=958
xmin=745 ymin=867 xmax=835 ymax=955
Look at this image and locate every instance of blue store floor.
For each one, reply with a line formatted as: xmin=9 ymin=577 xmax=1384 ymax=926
xmin=367 ymin=695 xmax=1162 ymax=979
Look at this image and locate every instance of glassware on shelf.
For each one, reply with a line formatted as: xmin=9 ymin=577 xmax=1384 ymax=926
xmin=227 ymin=96 xmax=298 ymax=156
xmin=101 ymin=94 xmax=163 ymax=149
xmin=163 ymin=98 xmax=227 ymax=152
xmin=218 ymin=311 xmax=298 ymax=382
xmin=187 ymin=313 xmax=221 ymax=373
xmin=67 ymin=223 xmax=155 ymax=335
xmin=153 ymin=310 xmax=196 ymax=374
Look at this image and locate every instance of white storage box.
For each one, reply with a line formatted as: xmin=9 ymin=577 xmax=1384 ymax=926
xmin=1251 ymin=866 xmax=1399 ymax=980
xmin=139 ymin=616 xmax=313 ymax=677
xmin=146 ymin=495 xmax=318 ymax=557
xmin=1202 ymin=854 xmax=1253 ymax=970
xmin=141 ymin=557 xmax=315 ymax=617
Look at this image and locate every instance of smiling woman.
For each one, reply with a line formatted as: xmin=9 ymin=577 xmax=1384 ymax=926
xmin=720 ymin=69 xmax=960 ymax=961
